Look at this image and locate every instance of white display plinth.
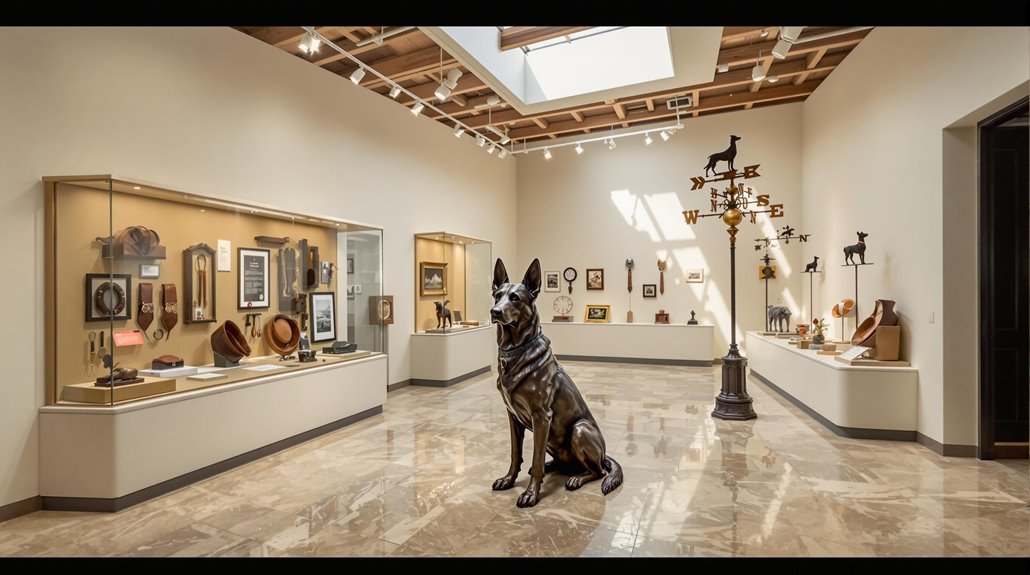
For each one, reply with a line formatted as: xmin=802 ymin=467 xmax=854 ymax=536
xmin=745 ymin=332 xmax=918 ymax=439
xmin=410 ymin=325 xmax=495 ymax=387
xmin=540 ymin=321 xmax=714 ymax=366
xmin=39 ymin=354 xmax=387 ymax=509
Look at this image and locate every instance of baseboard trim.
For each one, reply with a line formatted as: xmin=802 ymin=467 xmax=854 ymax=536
xmin=387 ymin=379 xmax=412 ymax=392
xmin=750 ymin=369 xmax=916 ymax=442
xmin=41 ymin=405 xmax=384 ymax=513
xmin=0 ymin=495 xmax=42 ymax=523
xmin=411 ymin=366 xmax=491 ymax=388
xmin=556 ymin=355 xmax=713 ymax=367
xmin=916 ymin=432 xmax=978 ymax=458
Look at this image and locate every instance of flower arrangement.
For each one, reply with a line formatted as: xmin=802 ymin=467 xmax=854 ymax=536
xmin=811 ymin=318 xmax=829 ymax=344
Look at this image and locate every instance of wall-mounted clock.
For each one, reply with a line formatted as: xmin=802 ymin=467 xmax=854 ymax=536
xmin=563 ymin=267 xmax=577 ymax=294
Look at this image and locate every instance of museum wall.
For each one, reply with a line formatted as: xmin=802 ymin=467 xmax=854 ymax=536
xmin=800 ymin=27 xmax=1029 ymax=447
xmin=517 ymin=104 xmax=804 ymax=355
xmin=0 ymin=28 xmax=517 ymax=508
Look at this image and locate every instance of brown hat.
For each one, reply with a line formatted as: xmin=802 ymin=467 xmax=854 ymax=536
xmin=211 ymin=320 xmax=252 ymax=363
xmin=831 ymin=299 xmax=855 ymax=318
xmin=264 ymin=314 xmax=301 ymax=356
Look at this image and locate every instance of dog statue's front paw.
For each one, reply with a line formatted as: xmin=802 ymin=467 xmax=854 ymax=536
xmin=516 ymin=488 xmax=539 ymax=508
xmin=492 ymin=475 xmax=517 ymax=491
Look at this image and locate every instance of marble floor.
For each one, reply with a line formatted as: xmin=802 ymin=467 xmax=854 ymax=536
xmin=2 ymin=362 xmax=1027 ymax=557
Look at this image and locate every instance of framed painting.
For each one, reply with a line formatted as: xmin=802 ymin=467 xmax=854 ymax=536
xmin=420 ymin=261 xmax=447 ymax=296
xmin=586 ymin=268 xmax=604 ymax=290
xmin=584 ymin=304 xmax=610 ymax=323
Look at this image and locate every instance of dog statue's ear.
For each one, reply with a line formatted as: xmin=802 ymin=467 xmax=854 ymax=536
xmin=492 ymin=259 xmax=509 ymax=291
xmin=521 ymin=258 xmax=542 ymax=299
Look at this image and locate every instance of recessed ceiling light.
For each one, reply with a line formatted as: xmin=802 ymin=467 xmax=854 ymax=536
xmin=132 ymin=186 xmax=141 ymax=190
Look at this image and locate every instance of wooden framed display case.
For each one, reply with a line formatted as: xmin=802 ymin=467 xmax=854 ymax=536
xmin=413 ymin=231 xmax=492 ymax=333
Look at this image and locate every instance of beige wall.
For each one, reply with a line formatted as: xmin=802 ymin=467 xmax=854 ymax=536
xmin=517 ymin=104 xmax=805 ymax=354
xmin=800 ymin=27 xmax=1029 ymax=447
xmin=0 ymin=27 xmax=516 ymax=508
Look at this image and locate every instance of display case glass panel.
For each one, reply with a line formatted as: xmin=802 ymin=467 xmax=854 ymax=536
xmin=413 ymin=232 xmax=492 ymax=333
xmin=44 ymin=175 xmax=385 ymax=406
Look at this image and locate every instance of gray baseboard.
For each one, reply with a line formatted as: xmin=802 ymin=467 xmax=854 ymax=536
xmin=387 ymin=379 xmax=412 ymax=392
xmin=41 ymin=405 xmax=384 ymax=514
xmin=750 ymin=369 xmax=917 ymax=442
xmin=555 ymin=355 xmax=713 ymax=367
xmin=916 ymin=432 xmax=977 ymax=458
xmin=411 ymin=365 xmax=491 ymax=388
xmin=0 ymin=495 xmax=42 ymax=523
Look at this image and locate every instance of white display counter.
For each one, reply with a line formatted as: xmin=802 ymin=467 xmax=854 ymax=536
xmin=39 ymin=353 xmax=387 ymax=511
xmin=540 ymin=322 xmax=714 ymax=366
xmin=745 ymin=332 xmax=918 ymax=440
xmin=409 ymin=325 xmax=495 ymax=387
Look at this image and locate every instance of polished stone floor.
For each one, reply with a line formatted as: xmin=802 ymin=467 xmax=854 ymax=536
xmin=2 ymin=362 xmax=1028 ymax=557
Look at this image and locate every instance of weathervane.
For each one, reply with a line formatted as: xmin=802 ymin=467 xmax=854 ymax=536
xmin=683 ymin=141 xmax=787 ymax=422
xmin=753 ymin=224 xmax=811 ymax=251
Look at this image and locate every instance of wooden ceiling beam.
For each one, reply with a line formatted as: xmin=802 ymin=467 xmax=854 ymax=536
xmin=571 ymin=111 xmax=584 ymax=122
xmin=499 ymin=26 xmax=594 ymax=51
xmin=717 ymin=28 xmax=869 ymax=67
xmin=310 ymin=27 xmax=421 ymax=67
xmin=645 ymin=98 xmax=655 ymax=112
xmin=613 ymin=103 xmax=627 ymax=120
xmin=508 ymin=81 xmax=821 ymax=141
xmin=354 ymin=46 xmax=456 ymax=87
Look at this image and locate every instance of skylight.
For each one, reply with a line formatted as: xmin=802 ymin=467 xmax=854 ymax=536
xmin=523 ymin=27 xmax=674 ymax=103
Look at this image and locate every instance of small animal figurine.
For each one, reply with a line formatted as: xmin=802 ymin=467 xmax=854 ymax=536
xmin=704 ymin=135 xmax=741 ymax=177
xmin=767 ymin=305 xmax=792 ymax=332
xmin=687 ymin=311 xmax=698 ymax=325
xmin=843 ymin=232 xmax=869 ymax=265
xmin=805 ymin=257 xmax=820 ymax=273
xmin=434 ymin=300 xmax=452 ymax=329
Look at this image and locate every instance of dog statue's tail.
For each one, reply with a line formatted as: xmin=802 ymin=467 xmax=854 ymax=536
xmin=600 ymin=456 xmax=624 ymax=495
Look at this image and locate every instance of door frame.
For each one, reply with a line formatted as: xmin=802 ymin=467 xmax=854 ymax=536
xmin=978 ymin=96 xmax=1029 ymax=460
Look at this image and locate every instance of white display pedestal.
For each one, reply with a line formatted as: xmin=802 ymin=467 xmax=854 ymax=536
xmin=745 ymin=332 xmax=918 ymax=440
xmin=39 ymin=353 xmax=387 ymax=511
xmin=540 ymin=322 xmax=714 ymax=366
xmin=409 ymin=325 xmax=495 ymax=387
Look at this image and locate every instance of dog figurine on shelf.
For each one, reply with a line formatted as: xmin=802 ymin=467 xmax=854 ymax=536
xmin=704 ymin=134 xmax=741 ymax=177
xmin=490 ymin=258 xmax=624 ymax=508
xmin=844 ymin=232 xmax=868 ymax=265
xmin=434 ymin=300 xmax=453 ymax=329
xmin=804 ymin=256 xmax=820 ymax=273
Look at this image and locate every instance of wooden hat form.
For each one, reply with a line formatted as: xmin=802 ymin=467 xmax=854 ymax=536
xmin=211 ymin=320 xmax=252 ymax=363
xmin=851 ymin=299 xmax=899 ymax=347
xmin=264 ymin=314 xmax=301 ymax=356
xmin=831 ymin=298 xmax=855 ymax=318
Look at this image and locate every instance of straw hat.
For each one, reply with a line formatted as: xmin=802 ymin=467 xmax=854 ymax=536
xmin=831 ymin=299 xmax=855 ymax=318
xmin=264 ymin=314 xmax=301 ymax=356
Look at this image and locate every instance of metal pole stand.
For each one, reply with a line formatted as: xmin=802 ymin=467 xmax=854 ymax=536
xmin=842 ymin=262 xmax=873 ymax=340
xmin=713 ymin=219 xmax=757 ymax=421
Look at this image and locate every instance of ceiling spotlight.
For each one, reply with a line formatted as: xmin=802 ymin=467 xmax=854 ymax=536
xmin=411 ymin=100 xmax=425 ymax=116
xmin=443 ymin=68 xmax=462 ymax=89
xmin=644 ymin=132 xmax=653 ymax=145
xmin=771 ymin=39 xmax=791 ymax=59
xmin=768 ymin=74 xmax=779 ymax=83
xmin=575 ymin=143 xmax=584 ymax=155
xmin=717 ymin=63 xmax=729 ymax=74
xmin=434 ymin=84 xmax=452 ymax=101
xmin=349 ymin=67 xmax=366 ymax=85
xmin=543 ymin=148 xmax=552 ymax=160
xmin=388 ymin=85 xmax=401 ymax=99
xmin=298 ymin=31 xmax=321 ymax=54
xmin=752 ymin=61 xmax=766 ymax=82
xmin=486 ymin=124 xmax=511 ymax=144
xmin=660 ymin=129 xmax=671 ymax=142
xmin=453 ymin=125 xmax=464 ymax=138
xmin=487 ymin=143 xmax=496 ymax=155
xmin=476 ymin=135 xmax=485 ymax=147
xmin=498 ymin=148 xmax=508 ymax=159
xmin=771 ymin=28 xmax=804 ymax=60
xmin=607 ymin=138 xmax=617 ymax=150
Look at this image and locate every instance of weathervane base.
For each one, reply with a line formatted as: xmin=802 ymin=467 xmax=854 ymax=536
xmin=712 ymin=349 xmax=756 ymax=420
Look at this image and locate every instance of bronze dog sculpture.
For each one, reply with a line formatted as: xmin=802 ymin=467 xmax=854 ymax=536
xmin=490 ymin=258 xmax=623 ymax=507
xmin=434 ymin=299 xmax=452 ymax=329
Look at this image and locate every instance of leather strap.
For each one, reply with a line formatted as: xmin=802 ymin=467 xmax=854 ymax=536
xmin=138 ymin=283 xmax=154 ymax=332
xmin=94 ymin=281 xmax=126 ymax=316
xmin=161 ymin=283 xmax=178 ymax=332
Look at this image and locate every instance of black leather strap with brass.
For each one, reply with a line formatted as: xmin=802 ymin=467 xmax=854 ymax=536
xmin=138 ymin=283 xmax=154 ymax=332
xmin=161 ymin=283 xmax=178 ymax=332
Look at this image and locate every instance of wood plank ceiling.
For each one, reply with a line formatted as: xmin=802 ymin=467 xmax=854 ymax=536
xmin=235 ymin=26 xmax=870 ymax=146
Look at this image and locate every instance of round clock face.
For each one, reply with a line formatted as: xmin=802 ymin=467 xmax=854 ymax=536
xmin=563 ymin=267 xmax=577 ymax=282
xmin=554 ymin=296 xmax=573 ymax=315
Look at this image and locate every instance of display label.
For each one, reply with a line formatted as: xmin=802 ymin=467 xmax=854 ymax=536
xmin=112 ymin=329 xmax=145 ymax=347
xmin=838 ymin=345 xmax=869 ymax=361
xmin=243 ymin=254 xmax=265 ymax=303
xmin=217 ymin=239 xmax=231 ymax=272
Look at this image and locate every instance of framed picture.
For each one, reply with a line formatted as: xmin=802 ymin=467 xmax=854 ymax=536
xmin=85 ymin=273 xmax=132 ymax=322
xmin=347 ymin=257 xmax=354 ymax=274
xmin=544 ymin=271 xmax=560 ymax=292
xmin=238 ymin=247 xmax=270 ymax=309
xmin=757 ymin=265 xmax=776 ymax=280
xmin=584 ymin=304 xmax=610 ymax=323
xmin=183 ymin=243 xmax=216 ymax=324
xmin=685 ymin=268 xmax=705 ymax=283
xmin=420 ymin=261 xmax=448 ymax=296
xmin=139 ymin=264 xmax=160 ymax=279
xmin=642 ymin=284 xmax=657 ymax=298
xmin=320 ymin=261 xmax=332 ymax=285
xmin=369 ymin=295 xmax=394 ymax=325
xmin=586 ymin=268 xmax=604 ymax=290
xmin=346 ymin=285 xmax=355 ymax=300
xmin=309 ymin=292 xmax=336 ymax=343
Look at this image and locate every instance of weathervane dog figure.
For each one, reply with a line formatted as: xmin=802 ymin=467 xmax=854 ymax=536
xmin=491 ymin=258 xmax=624 ymax=507
xmin=704 ymin=135 xmax=741 ymax=177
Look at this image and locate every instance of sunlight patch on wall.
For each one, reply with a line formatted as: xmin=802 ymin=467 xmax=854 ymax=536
xmin=644 ymin=192 xmax=697 ymax=241
xmin=610 ymin=189 xmax=661 ymax=242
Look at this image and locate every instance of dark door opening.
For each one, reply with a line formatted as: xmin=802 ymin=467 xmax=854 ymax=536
xmin=979 ymin=97 xmax=1029 ymax=460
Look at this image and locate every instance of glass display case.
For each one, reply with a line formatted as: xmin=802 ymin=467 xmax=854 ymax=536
xmin=44 ymin=175 xmax=385 ymax=406
xmin=413 ymin=232 xmax=493 ymax=333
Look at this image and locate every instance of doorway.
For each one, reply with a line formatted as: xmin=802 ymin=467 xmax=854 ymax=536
xmin=979 ymin=97 xmax=1029 ymax=460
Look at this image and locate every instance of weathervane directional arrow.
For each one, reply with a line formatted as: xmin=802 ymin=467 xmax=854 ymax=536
xmin=689 ymin=164 xmax=762 ymax=190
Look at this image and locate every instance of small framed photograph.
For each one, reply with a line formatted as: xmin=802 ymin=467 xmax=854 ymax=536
xmin=420 ymin=261 xmax=447 ymax=296
xmin=139 ymin=264 xmax=160 ymax=279
xmin=347 ymin=257 xmax=354 ymax=274
xmin=685 ymin=268 xmax=704 ymax=283
xmin=584 ymin=304 xmax=610 ymax=323
xmin=320 ymin=261 xmax=332 ymax=284
xmin=544 ymin=271 xmax=560 ymax=292
xmin=642 ymin=284 xmax=657 ymax=298
xmin=238 ymin=247 xmax=270 ymax=309
xmin=757 ymin=265 xmax=776 ymax=280
xmin=586 ymin=268 xmax=604 ymax=290
xmin=309 ymin=292 xmax=336 ymax=343
xmin=85 ymin=273 xmax=132 ymax=322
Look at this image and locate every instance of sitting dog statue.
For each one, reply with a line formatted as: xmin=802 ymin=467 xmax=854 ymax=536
xmin=491 ymin=258 xmax=624 ymax=507
xmin=804 ymin=256 xmax=820 ymax=273
xmin=767 ymin=305 xmax=792 ymax=332
xmin=434 ymin=300 xmax=452 ymax=329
